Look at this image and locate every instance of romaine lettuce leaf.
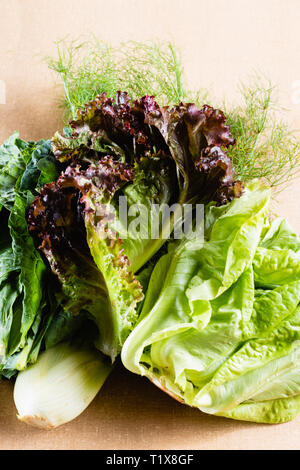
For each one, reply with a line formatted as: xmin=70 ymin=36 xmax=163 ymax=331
xmin=122 ymin=183 xmax=269 ymax=375
xmin=121 ymin=182 xmax=300 ymax=423
xmin=253 ymin=218 xmax=300 ymax=288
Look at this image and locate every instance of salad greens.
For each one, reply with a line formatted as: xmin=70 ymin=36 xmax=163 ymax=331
xmin=0 ymin=133 xmax=114 ymax=427
xmin=0 ymin=134 xmax=59 ymax=377
xmin=0 ymin=40 xmax=299 ymax=427
xmin=0 ymin=133 xmax=100 ymax=376
xmin=28 ymin=92 xmax=241 ymax=361
xmin=121 ymin=182 xmax=300 ymax=423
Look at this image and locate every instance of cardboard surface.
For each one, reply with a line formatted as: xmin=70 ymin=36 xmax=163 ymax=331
xmin=0 ymin=0 xmax=299 ymax=450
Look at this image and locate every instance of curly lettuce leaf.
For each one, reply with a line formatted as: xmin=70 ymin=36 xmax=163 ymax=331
xmin=253 ymin=218 xmax=300 ymax=288
xmin=52 ymin=92 xmax=242 ymax=207
xmin=29 ymin=93 xmax=243 ymax=362
xmin=27 ymin=179 xmax=121 ymax=359
xmin=28 ymin=158 xmax=146 ymax=360
xmin=142 ymin=100 xmax=242 ymax=204
xmin=52 ymin=92 xmax=157 ymax=163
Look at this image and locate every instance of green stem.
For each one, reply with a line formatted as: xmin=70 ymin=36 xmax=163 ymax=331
xmin=169 ymin=43 xmax=184 ymax=101
xmin=61 ymin=74 xmax=76 ymax=120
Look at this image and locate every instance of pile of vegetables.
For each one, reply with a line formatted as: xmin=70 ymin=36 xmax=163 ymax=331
xmin=0 ymin=40 xmax=299 ymax=428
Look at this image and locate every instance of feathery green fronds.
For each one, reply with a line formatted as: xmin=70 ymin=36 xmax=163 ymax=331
xmin=46 ymin=38 xmax=208 ymax=121
xmin=46 ymin=38 xmax=300 ymax=191
xmin=226 ymin=78 xmax=300 ymax=188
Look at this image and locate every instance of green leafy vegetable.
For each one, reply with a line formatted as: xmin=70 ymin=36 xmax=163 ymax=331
xmin=121 ymin=182 xmax=300 ymax=423
xmin=28 ymin=91 xmax=242 ymax=361
xmin=0 ymin=38 xmax=298 ymax=428
xmin=0 ymin=134 xmax=60 ymax=377
xmin=253 ymin=218 xmax=300 ymax=288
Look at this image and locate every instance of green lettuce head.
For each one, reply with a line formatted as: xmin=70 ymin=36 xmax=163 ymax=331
xmin=121 ymin=182 xmax=300 ymax=424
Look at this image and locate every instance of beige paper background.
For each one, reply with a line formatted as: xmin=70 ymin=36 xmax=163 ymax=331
xmin=0 ymin=0 xmax=299 ymax=450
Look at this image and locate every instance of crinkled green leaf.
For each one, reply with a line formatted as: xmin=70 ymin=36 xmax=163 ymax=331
xmin=217 ymin=395 xmax=300 ymax=424
xmin=122 ymin=183 xmax=269 ymax=372
xmin=253 ymin=218 xmax=300 ymax=288
xmin=0 ymin=133 xmax=59 ymax=210
xmin=195 ymin=302 xmax=300 ymax=414
xmin=20 ymin=139 xmax=59 ymax=192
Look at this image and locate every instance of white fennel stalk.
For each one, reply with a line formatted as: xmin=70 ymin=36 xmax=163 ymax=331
xmin=14 ymin=342 xmax=113 ymax=429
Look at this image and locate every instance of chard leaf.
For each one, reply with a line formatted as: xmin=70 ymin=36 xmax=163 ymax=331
xmin=0 ymin=132 xmax=27 ymax=210
xmin=8 ymin=194 xmax=46 ymax=340
xmin=0 ymin=134 xmax=60 ymax=377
